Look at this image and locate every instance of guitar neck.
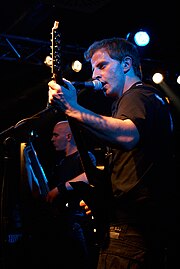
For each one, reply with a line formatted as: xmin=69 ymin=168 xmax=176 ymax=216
xmin=51 ymin=20 xmax=98 ymax=186
xmin=67 ymin=117 xmax=98 ymax=184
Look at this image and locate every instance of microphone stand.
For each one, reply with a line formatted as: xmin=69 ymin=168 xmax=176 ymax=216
xmin=0 ymin=105 xmax=58 ymax=267
xmin=0 ymin=105 xmax=57 ymax=142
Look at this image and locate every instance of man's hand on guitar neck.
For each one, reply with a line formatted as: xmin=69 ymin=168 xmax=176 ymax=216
xmin=48 ymin=78 xmax=78 ymax=114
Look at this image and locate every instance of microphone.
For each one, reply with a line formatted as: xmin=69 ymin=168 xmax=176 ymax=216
xmin=72 ymin=79 xmax=104 ymax=91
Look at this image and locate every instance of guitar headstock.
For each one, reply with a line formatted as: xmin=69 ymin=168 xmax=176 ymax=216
xmin=51 ymin=21 xmax=63 ymax=83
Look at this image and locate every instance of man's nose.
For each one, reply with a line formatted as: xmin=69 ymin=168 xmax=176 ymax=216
xmin=92 ymin=71 xmax=101 ymax=81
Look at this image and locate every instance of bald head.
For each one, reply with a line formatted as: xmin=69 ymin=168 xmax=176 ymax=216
xmin=54 ymin=120 xmax=72 ymax=135
xmin=51 ymin=120 xmax=77 ymax=154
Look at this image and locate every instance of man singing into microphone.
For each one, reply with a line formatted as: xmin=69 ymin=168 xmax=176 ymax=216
xmin=48 ymin=37 xmax=176 ymax=269
xmin=72 ymin=79 xmax=104 ymax=91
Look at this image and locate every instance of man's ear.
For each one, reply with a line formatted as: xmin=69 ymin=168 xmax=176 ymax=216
xmin=122 ymin=56 xmax=132 ymax=74
xmin=66 ymin=133 xmax=72 ymax=141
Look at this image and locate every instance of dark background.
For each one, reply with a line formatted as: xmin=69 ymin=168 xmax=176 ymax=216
xmin=0 ymin=0 xmax=179 ymax=167
xmin=0 ymin=3 xmax=179 ymax=182
xmin=0 ymin=0 xmax=179 ymax=133
xmin=0 ymin=1 xmax=178 ymax=267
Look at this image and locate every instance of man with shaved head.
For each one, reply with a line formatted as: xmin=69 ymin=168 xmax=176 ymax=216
xmin=45 ymin=120 xmax=98 ymax=269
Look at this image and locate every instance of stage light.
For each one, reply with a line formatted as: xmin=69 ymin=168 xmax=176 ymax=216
xmin=44 ymin=56 xmax=52 ymax=67
xmin=152 ymin=72 xmax=164 ymax=84
xmin=72 ymin=60 xmax=82 ymax=72
xmin=126 ymin=30 xmax=150 ymax=47
xmin=177 ymin=75 xmax=180 ymax=85
xmin=134 ymin=31 xmax=150 ymax=47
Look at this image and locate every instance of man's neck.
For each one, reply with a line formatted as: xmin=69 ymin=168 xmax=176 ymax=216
xmin=123 ymin=77 xmax=141 ymax=94
xmin=66 ymin=146 xmax=78 ymax=157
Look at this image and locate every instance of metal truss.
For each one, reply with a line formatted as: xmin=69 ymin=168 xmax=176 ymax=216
xmin=0 ymin=34 xmax=178 ymax=89
xmin=0 ymin=33 xmax=85 ymax=66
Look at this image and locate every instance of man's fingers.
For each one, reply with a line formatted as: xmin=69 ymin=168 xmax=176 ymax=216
xmin=79 ymin=200 xmax=92 ymax=215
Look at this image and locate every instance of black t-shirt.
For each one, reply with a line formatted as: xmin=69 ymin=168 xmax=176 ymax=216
xmin=109 ymin=82 xmax=176 ymax=226
xmin=54 ymin=151 xmax=84 ymax=184
xmin=51 ymin=150 xmax=96 ymax=210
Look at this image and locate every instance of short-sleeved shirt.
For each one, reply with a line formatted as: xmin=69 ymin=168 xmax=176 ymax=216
xmin=109 ymin=82 xmax=175 ymax=224
xmin=53 ymin=150 xmax=96 ymax=209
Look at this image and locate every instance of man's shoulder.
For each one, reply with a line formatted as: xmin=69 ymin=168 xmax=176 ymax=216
xmin=126 ymin=83 xmax=165 ymax=101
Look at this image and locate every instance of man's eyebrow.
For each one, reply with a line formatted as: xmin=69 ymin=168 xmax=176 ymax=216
xmin=92 ymin=60 xmax=105 ymax=71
